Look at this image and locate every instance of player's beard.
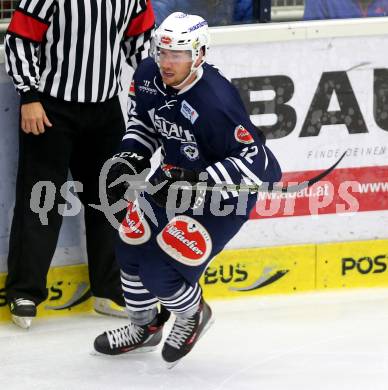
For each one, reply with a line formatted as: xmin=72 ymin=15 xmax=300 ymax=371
xmin=169 ymin=69 xmax=195 ymax=89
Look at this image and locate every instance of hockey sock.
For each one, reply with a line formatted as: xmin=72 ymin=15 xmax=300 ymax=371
xmin=120 ymin=271 xmax=158 ymax=325
xmin=158 ymin=282 xmax=202 ymax=318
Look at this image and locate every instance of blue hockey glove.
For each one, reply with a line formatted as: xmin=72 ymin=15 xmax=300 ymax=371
xmin=106 ymin=152 xmax=150 ymax=204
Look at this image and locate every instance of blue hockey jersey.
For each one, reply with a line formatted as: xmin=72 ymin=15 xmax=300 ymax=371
xmin=121 ymin=57 xmax=281 ymax=211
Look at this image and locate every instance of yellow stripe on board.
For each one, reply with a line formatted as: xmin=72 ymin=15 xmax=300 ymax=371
xmin=1 ymin=239 xmax=388 ymax=323
xmin=0 ymin=264 xmax=92 ymax=323
xmin=200 ymin=245 xmax=316 ymax=300
xmin=317 ymin=240 xmax=388 ymax=289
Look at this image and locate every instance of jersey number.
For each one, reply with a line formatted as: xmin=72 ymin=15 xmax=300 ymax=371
xmin=240 ymin=146 xmax=258 ymax=164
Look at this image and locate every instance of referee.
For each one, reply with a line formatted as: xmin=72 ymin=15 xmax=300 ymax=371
xmin=4 ymin=0 xmax=155 ymax=328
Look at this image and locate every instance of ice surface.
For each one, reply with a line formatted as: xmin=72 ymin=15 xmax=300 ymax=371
xmin=1 ymin=289 xmax=388 ymax=390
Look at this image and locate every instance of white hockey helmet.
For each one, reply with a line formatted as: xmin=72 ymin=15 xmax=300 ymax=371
xmin=153 ymin=12 xmax=210 ymax=67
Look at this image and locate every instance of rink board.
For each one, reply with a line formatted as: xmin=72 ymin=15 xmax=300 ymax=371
xmin=1 ymin=239 xmax=388 ymax=322
xmin=200 ymin=245 xmax=316 ymax=299
xmin=316 ymin=240 xmax=388 ymax=289
xmin=0 ymin=265 xmax=92 ymax=323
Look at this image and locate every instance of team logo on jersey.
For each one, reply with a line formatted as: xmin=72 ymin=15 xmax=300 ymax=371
xmin=234 ymin=125 xmax=254 ymax=144
xmin=149 ymin=110 xmax=197 ymax=143
xmin=119 ymin=201 xmax=151 ymax=245
xmin=181 ymin=100 xmax=199 ymax=124
xmin=181 ymin=142 xmax=199 ymax=161
xmin=157 ymin=216 xmax=212 ymax=266
xmin=161 ymin=36 xmax=172 ymax=44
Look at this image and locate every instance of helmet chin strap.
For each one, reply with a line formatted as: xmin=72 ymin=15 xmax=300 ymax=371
xmin=170 ymin=58 xmax=205 ymax=90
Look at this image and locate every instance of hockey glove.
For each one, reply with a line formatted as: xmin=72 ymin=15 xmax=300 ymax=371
xmin=150 ymin=165 xmax=201 ymax=209
xmin=106 ymin=152 xmax=150 ymax=204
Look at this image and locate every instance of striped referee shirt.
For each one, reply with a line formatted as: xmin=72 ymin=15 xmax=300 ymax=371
xmin=5 ymin=0 xmax=155 ymax=104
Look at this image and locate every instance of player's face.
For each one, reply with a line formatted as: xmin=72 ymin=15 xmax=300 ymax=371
xmin=158 ymin=49 xmax=193 ymax=87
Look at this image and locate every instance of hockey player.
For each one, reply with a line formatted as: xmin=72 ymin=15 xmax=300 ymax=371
xmin=93 ymin=12 xmax=282 ymax=367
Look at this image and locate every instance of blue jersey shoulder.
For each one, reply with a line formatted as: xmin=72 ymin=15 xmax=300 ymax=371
xmin=195 ymin=63 xmax=243 ymax=114
xmin=190 ymin=63 xmax=255 ymax=138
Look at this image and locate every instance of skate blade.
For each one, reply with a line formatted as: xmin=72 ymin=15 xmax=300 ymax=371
xmin=90 ymin=345 xmax=158 ymax=357
xmin=11 ymin=315 xmax=33 ymax=329
xmin=199 ymin=317 xmax=215 ymax=341
xmin=165 ymin=360 xmax=180 ymax=369
xmin=164 ymin=317 xmax=216 ymax=370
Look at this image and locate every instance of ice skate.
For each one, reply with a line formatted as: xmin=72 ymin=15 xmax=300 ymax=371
xmin=9 ymin=298 xmax=37 ymax=329
xmin=93 ymin=308 xmax=170 ymax=355
xmin=162 ymin=299 xmax=214 ymax=369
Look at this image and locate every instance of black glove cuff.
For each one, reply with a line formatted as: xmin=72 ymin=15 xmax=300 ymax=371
xmin=112 ymin=152 xmax=150 ymax=174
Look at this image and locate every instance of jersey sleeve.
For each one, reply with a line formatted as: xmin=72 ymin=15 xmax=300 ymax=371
xmin=120 ymin=79 xmax=161 ymax=158
xmin=123 ymin=0 xmax=155 ymax=70
xmin=203 ymin=107 xmax=281 ymax=200
xmin=5 ymin=0 xmax=55 ymax=104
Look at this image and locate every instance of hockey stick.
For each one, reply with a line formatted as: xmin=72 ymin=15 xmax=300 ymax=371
xmin=123 ymin=151 xmax=346 ymax=195
xmin=165 ymin=150 xmax=347 ymax=194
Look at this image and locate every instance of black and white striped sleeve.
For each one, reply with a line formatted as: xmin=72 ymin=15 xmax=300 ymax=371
xmin=123 ymin=0 xmax=155 ymax=70
xmin=4 ymin=0 xmax=54 ymax=104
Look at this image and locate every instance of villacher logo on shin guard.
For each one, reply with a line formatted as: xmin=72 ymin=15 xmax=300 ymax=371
xmin=119 ymin=201 xmax=151 ymax=245
xmin=157 ymin=216 xmax=212 ymax=266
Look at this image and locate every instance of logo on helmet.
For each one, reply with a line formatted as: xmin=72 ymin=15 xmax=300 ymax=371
xmin=161 ymin=36 xmax=172 ymax=45
xmin=192 ymin=38 xmax=200 ymax=50
xmin=188 ymin=20 xmax=208 ymax=32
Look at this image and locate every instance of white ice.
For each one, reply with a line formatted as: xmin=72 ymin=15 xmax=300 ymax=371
xmin=1 ymin=289 xmax=388 ymax=390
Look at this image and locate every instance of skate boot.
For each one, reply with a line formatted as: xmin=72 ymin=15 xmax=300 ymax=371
xmin=94 ymin=307 xmax=170 ymax=355
xmin=93 ymin=297 xmax=127 ymax=318
xmin=9 ymin=298 xmax=37 ymax=329
xmin=162 ymin=299 xmax=214 ymax=368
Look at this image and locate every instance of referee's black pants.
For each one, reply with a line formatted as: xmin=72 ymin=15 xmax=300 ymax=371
xmin=6 ymin=93 xmax=125 ymax=306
